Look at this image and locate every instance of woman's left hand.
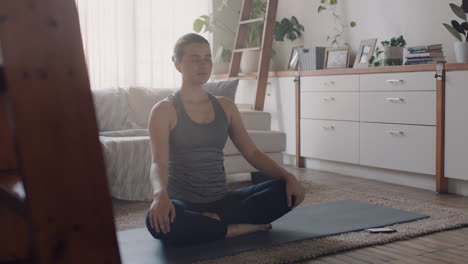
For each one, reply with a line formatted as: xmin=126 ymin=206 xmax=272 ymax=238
xmin=285 ymin=175 xmax=305 ymax=208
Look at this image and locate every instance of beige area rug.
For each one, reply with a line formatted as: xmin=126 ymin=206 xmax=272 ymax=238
xmin=113 ymin=180 xmax=468 ymax=264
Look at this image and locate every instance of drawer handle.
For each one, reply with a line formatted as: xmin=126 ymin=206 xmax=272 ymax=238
xmin=386 ymin=97 xmax=405 ymax=102
xmin=387 ymin=130 xmax=405 ymax=136
xmin=322 ymin=97 xmax=336 ymax=102
xmin=386 ymin=79 xmax=404 ymax=84
xmin=324 ymin=81 xmax=336 ymax=86
xmin=321 ymin=126 xmax=335 ymax=130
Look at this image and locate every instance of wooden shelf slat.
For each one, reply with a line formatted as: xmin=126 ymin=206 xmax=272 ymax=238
xmin=239 ymin=17 xmax=264 ymax=24
xmin=233 ymin=47 xmax=261 ymax=53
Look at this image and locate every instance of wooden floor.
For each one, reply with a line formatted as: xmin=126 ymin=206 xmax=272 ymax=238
xmin=283 ymin=166 xmax=468 ymax=264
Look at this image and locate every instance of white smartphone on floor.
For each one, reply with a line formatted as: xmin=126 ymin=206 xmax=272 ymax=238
xmin=365 ymin=227 xmax=396 ymax=233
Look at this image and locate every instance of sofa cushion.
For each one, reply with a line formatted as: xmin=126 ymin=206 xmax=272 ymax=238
xmin=100 ymin=135 xmax=153 ymax=201
xmin=99 ymin=128 xmax=285 ymax=157
xmin=239 ymin=110 xmax=271 ymax=130
xmin=224 ymin=130 xmax=286 ymax=156
xmin=100 ymin=133 xmax=284 ymax=201
xmin=92 ymin=88 xmax=134 ymax=131
xmin=203 ymin=79 xmax=239 ymax=101
xmin=127 ymin=87 xmax=175 ymax=128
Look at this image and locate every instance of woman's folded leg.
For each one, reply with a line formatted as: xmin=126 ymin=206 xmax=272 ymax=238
xmin=145 ymin=200 xmax=227 ymax=247
xmin=216 ymin=179 xmax=293 ymax=225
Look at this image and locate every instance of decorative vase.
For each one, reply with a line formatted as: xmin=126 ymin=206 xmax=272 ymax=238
xmin=383 ymin=46 xmax=404 ymax=66
xmin=454 ymin=42 xmax=468 ymax=63
xmin=239 ymin=50 xmax=275 ymax=73
xmin=240 ymin=50 xmax=260 ymax=73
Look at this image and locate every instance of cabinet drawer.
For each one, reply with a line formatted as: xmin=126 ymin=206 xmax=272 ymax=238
xmin=360 ymin=72 xmax=435 ymax=91
xmin=360 ymin=91 xmax=436 ymax=125
xmin=301 ymin=119 xmax=359 ymax=164
xmin=302 ymin=75 xmax=359 ymax=92
xmin=301 ymin=92 xmax=359 ymax=121
xmin=360 ymin=122 xmax=435 ymax=175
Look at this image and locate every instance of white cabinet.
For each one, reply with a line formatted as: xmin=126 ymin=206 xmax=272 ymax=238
xmin=360 ymin=123 xmax=435 ymax=175
xmin=300 ymin=71 xmax=437 ymax=175
xmin=445 ymin=71 xmax=468 ymax=180
xmin=301 ymin=75 xmax=359 ymax=92
xmin=301 ymin=92 xmax=359 ymax=121
xmin=300 ymin=75 xmax=359 ymax=164
xmin=360 ymin=91 xmax=436 ymax=125
xmin=360 ymin=72 xmax=435 ymax=91
xmin=301 ymin=119 xmax=359 ymax=164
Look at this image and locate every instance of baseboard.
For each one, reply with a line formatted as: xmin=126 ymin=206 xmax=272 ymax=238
xmin=283 ymin=154 xmax=468 ymax=197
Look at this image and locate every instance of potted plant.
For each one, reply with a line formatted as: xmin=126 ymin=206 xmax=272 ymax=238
xmin=193 ymin=0 xmax=304 ymax=72
xmin=317 ymin=0 xmax=357 ymax=47
xmin=381 ymin=35 xmax=407 ymax=66
xmin=443 ymin=1 xmax=468 ymax=63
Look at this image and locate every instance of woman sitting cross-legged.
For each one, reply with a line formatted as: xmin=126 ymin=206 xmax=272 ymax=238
xmin=145 ymin=33 xmax=305 ymax=247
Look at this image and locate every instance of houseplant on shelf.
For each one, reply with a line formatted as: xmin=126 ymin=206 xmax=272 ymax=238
xmin=193 ymin=0 xmax=304 ymax=73
xmin=442 ymin=1 xmax=468 ymax=63
xmin=368 ymin=35 xmax=407 ymax=67
xmin=381 ymin=35 xmax=407 ymax=66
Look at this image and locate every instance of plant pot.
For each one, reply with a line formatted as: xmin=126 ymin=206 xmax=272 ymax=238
xmin=240 ymin=50 xmax=260 ymax=73
xmin=383 ymin=46 xmax=404 ymax=66
xmin=454 ymin=42 xmax=468 ymax=63
xmin=239 ymin=50 xmax=274 ymax=73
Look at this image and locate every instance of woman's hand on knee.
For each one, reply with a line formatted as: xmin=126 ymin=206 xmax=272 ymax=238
xmin=149 ymin=191 xmax=176 ymax=234
xmin=285 ymin=176 xmax=305 ymax=208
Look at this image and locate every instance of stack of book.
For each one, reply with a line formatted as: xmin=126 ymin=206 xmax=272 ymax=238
xmin=405 ymin=44 xmax=446 ymax=65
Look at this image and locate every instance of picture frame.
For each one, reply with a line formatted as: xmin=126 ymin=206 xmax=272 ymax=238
xmin=287 ymin=45 xmax=304 ymax=70
xmin=353 ymin=38 xmax=377 ymax=68
xmin=324 ymin=47 xmax=350 ymax=69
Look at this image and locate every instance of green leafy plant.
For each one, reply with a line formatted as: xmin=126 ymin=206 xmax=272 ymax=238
xmin=368 ymin=46 xmax=383 ymax=67
xmin=381 ymin=35 xmax=407 ymax=48
xmin=443 ymin=1 xmax=468 ymax=42
xmin=275 ymin=16 xmax=305 ymax=42
xmin=193 ymin=0 xmax=236 ymax=63
xmin=317 ymin=0 xmax=357 ymax=47
xmin=369 ymin=35 xmax=407 ymax=67
xmin=193 ymin=0 xmax=304 ymax=62
xmin=245 ymin=0 xmax=266 ymax=47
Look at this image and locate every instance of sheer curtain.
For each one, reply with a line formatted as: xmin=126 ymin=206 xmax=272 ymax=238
xmin=75 ymin=0 xmax=211 ymax=90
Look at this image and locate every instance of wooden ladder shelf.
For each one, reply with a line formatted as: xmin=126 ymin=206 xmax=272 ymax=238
xmin=228 ymin=0 xmax=278 ymax=111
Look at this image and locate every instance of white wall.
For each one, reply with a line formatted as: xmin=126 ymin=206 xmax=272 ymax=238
xmin=304 ymin=0 xmax=463 ymax=64
xmin=214 ymin=0 xmax=464 ymax=74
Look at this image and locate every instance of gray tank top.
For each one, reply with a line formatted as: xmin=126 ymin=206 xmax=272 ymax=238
xmin=166 ymin=91 xmax=229 ymax=203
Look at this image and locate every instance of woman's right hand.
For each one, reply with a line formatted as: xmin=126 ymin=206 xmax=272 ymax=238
xmin=148 ymin=191 xmax=176 ymax=234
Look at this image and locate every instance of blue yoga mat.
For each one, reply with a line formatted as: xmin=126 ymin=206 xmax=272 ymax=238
xmin=117 ymin=200 xmax=428 ymax=264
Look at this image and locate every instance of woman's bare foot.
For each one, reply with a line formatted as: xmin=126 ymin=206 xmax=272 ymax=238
xmin=226 ymin=224 xmax=272 ymax=238
xmin=201 ymin=211 xmax=221 ymax=221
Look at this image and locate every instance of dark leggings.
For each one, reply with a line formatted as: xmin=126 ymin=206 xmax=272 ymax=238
xmin=145 ymin=179 xmax=292 ymax=247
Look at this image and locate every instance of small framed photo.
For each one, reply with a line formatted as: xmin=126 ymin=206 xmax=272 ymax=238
xmin=353 ymin=38 xmax=377 ymax=68
xmin=324 ymin=47 xmax=350 ymax=69
xmin=288 ymin=45 xmax=303 ymax=70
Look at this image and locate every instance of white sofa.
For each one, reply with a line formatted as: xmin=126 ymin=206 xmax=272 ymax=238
xmin=92 ymin=87 xmax=286 ymax=201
